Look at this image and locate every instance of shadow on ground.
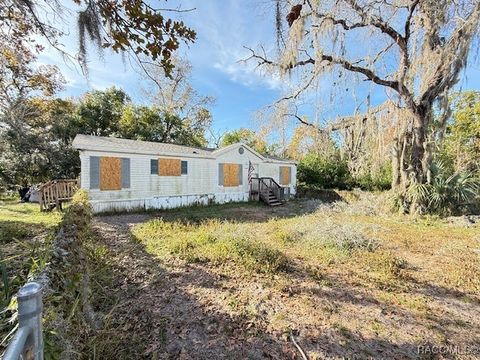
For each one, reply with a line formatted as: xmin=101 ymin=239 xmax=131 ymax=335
xmin=85 ymin=209 xmax=480 ymax=360
xmin=88 ymin=219 xmax=295 ymax=359
xmin=96 ymin=199 xmax=336 ymax=227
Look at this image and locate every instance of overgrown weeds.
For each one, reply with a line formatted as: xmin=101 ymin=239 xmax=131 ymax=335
xmin=0 ymin=201 xmax=61 ymax=352
xmin=40 ymin=190 xmax=94 ymax=358
xmin=133 ymin=219 xmax=290 ymax=274
xmin=86 ymin=197 xmax=479 ymax=359
xmin=132 ymin=208 xmax=384 ymax=278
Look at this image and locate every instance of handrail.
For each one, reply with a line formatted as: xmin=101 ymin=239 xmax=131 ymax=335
xmin=3 ymin=327 xmax=32 ymax=360
xmin=258 ymin=176 xmax=282 ymax=190
xmin=250 ymin=177 xmax=285 ymax=205
xmin=38 ymin=179 xmax=77 ymax=191
xmin=3 ymin=282 xmax=43 ymax=360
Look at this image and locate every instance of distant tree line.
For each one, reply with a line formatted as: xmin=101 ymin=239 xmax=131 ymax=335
xmin=0 ymin=87 xmax=212 ymax=188
xmin=292 ymin=91 xmax=480 ymax=214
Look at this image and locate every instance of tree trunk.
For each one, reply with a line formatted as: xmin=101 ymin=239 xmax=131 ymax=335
xmin=395 ymin=106 xmax=433 ymax=213
xmin=389 ymin=104 xmax=433 ymax=213
xmin=391 ymin=135 xmax=401 ymax=190
xmin=411 ymin=110 xmax=428 ymax=184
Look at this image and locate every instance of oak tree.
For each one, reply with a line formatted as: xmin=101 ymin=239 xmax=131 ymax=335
xmin=1 ymin=0 xmax=196 ymax=77
xmin=248 ymin=0 xmax=480 ymax=211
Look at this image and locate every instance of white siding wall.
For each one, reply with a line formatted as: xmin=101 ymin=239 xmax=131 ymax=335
xmin=80 ymin=150 xmax=215 ymax=200
xmin=79 ymin=145 xmax=296 ymax=213
xmin=258 ymin=162 xmax=297 ymax=195
xmin=215 ymin=146 xmax=264 ymax=195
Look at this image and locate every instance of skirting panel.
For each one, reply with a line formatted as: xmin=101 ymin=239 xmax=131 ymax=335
xmin=90 ymin=192 xmax=249 ymax=214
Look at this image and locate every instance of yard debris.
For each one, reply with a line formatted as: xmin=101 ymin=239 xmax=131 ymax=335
xmin=290 ymin=330 xmax=308 ymax=360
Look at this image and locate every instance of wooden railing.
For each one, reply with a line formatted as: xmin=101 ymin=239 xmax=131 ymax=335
xmin=38 ymin=179 xmax=79 ymax=211
xmin=250 ymin=177 xmax=285 ymax=205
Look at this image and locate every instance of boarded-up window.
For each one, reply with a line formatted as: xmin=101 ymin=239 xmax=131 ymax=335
xmin=100 ymin=157 xmax=122 ymax=190
xmin=181 ymin=161 xmax=188 ymax=175
xmin=158 ymin=158 xmax=181 ymax=176
xmin=90 ymin=156 xmax=130 ymax=190
xmin=223 ymin=163 xmax=241 ymax=187
xmin=279 ymin=166 xmax=291 ymax=185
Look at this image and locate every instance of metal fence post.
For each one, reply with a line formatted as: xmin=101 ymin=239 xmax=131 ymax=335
xmin=19 ymin=282 xmax=43 ymax=360
xmin=3 ymin=282 xmax=43 ymax=360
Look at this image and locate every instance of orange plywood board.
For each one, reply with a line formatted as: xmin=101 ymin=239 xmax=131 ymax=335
xmin=159 ymin=158 xmax=181 ymax=176
xmin=100 ymin=157 xmax=122 ymax=190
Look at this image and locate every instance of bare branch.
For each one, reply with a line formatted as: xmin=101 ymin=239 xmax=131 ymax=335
xmin=344 ymin=0 xmax=407 ymax=55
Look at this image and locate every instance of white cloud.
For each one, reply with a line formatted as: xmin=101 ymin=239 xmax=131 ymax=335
xmin=179 ymin=0 xmax=284 ymax=91
xmin=36 ymin=0 xmax=285 ymax=100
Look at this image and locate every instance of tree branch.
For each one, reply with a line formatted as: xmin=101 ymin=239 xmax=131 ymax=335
xmin=344 ymin=0 xmax=407 ymax=55
xmin=312 ymin=13 xmax=368 ymax=31
xmin=244 ymin=44 xmax=420 ymax=108
xmin=420 ymin=2 xmax=480 ymax=106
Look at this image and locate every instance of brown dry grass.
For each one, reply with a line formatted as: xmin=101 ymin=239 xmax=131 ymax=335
xmin=90 ymin=194 xmax=480 ymax=359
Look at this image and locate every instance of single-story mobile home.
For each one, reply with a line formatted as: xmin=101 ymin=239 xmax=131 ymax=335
xmin=72 ymin=134 xmax=297 ymax=213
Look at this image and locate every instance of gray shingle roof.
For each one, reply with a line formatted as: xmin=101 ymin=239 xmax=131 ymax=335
xmin=72 ymin=134 xmax=214 ymax=157
xmin=72 ymin=134 xmax=296 ymax=163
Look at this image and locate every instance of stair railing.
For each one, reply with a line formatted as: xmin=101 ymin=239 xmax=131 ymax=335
xmin=249 ymin=177 xmax=286 ymax=205
xmin=259 ymin=177 xmax=271 ymax=204
xmin=260 ymin=177 xmax=284 ymax=202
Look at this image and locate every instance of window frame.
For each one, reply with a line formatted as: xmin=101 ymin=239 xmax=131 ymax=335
xmin=181 ymin=160 xmax=188 ymax=175
xmin=150 ymin=159 xmax=158 ymax=175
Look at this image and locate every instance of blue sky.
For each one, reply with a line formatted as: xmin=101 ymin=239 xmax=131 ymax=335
xmin=40 ymin=0 xmax=480 ymax=136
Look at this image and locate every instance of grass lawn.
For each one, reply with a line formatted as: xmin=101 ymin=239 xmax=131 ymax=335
xmin=118 ymin=194 xmax=479 ymax=358
xmin=0 ymin=199 xmax=62 ymax=347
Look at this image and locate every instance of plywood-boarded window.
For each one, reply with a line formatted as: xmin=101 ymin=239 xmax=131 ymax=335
xmin=221 ymin=163 xmax=242 ymax=187
xmin=279 ymin=166 xmax=291 ymax=186
xmin=158 ymin=158 xmax=181 ymax=176
xmin=100 ymin=157 xmax=122 ymax=190
xmin=90 ymin=156 xmax=130 ymax=190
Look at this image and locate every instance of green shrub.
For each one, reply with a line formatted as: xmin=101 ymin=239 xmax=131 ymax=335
xmin=298 ymin=152 xmax=392 ymax=191
xmin=71 ymin=189 xmax=90 ymax=206
xmin=63 ymin=189 xmax=92 ymax=228
xmin=354 ymin=164 xmax=392 ymax=191
xmin=297 ymin=152 xmax=353 ymax=189
xmin=406 ymin=162 xmax=480 ymax=215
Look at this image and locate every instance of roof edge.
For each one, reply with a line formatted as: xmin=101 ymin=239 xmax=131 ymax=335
xmin=72 ymin=134 xmax=215 ymax=159
xmin=212 ymin=143 xmax=266 ymax=161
